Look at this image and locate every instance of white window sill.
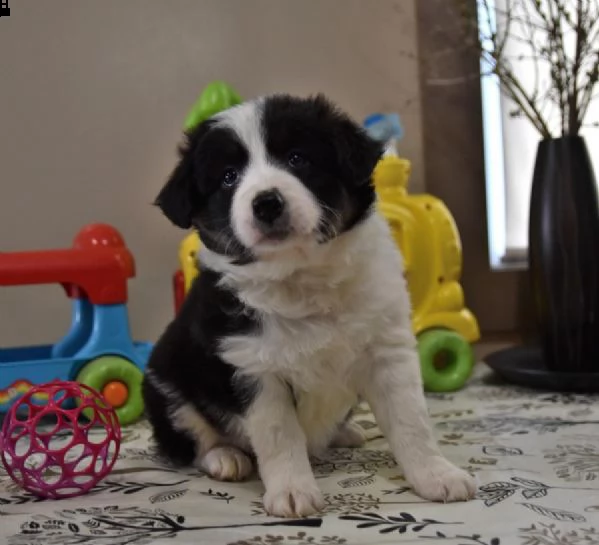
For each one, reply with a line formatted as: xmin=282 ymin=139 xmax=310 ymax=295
xmin=494 ymin=248 xmax=528 ymax=271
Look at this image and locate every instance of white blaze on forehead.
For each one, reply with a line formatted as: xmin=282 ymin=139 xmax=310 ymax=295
xmin=218 ymin=99 xmax=322 ymax=250
xmin=212 ymin=99 xmax=267 ymax=162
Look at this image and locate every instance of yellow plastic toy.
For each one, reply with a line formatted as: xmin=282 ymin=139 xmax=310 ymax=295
xmin=171 ymin=82 xmax=479 ymax=392
xmin=373 ymin=154 xmax=480 ymax=390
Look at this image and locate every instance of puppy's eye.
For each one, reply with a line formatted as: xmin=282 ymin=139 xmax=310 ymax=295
xmin=288 ymin=151 xmax=310 ymax=170
xmin=222 ymin=168 xmax=239 ymax=188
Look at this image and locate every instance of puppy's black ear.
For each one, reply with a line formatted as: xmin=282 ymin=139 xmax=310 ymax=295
xmin=339 ymin=121 xmax=384 ymax=186
xmin=154 ymin=121 xmax=212 ymax=229
xmin=154 ymin=144 xmax=195 ymax=229
xmin=311 ymin=94 xmax=383 ymax=186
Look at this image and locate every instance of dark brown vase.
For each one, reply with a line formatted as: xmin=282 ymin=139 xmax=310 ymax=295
xmin=528 ymin=136 xmax=599 ymax=372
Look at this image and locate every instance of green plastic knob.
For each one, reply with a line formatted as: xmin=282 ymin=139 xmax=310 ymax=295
xmin=184 ymin=81 xmax=242 ymax=132
xmin=76 ymin=356 xmax=145 ymax=426
xmin=418 ymin=329 xmax=474 ymax=392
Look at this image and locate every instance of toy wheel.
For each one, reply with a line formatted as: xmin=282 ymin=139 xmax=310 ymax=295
xmin=418 ymin=329 xmax=474 ymax=392
xmin=76 ymin=356 xmax=144 ymax=426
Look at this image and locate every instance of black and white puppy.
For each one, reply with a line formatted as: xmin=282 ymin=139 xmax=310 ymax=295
xmin=143 ymin=94 xmax=476 ymax=518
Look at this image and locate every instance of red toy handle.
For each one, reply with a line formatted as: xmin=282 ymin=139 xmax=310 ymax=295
xmin=0 ymin=224 xmax=135 ymax=305
xmin=173 ymin=270 xmax=185 ymax=314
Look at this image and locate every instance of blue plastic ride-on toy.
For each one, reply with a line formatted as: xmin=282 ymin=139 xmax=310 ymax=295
xmin=0 ymin=224 xmax=152 ymax=425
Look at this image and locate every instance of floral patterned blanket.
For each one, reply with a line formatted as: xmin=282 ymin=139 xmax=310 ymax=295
xmin=2 ymin=366 xmax=599 ymax=545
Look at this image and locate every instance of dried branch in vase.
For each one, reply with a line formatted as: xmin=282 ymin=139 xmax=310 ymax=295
xmin=455 ymin=0 xmax=599 ymax=138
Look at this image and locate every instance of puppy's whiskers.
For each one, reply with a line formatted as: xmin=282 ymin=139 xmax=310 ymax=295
xmin=316 ymin=202 xmax=341 ymax=242
xmin=204 ymin=226 xmax=251 ymax=261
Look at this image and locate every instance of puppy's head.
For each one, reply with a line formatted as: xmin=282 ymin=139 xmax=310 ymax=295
xmin=155 ymin=94 xmax=382 ymax=260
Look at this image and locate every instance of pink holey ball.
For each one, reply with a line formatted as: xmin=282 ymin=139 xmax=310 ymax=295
xmin=0 ymin=381 xmax=121 ymax=499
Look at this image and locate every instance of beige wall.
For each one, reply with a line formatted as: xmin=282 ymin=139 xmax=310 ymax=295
xmin=0 ymin=0 xmax=422 ymax=345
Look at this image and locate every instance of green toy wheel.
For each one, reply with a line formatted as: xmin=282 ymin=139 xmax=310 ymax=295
xmin=418 ymin=329 xmax=474 ymax=392
xmin=76 ymin=356 xmax=144 ymax=426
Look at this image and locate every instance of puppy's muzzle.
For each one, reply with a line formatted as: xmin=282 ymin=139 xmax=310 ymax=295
xmin=252 ymin=189 xmax=290 ymax=239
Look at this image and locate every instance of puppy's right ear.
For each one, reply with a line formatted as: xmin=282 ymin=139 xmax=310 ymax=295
xmin=154 ymin=121 xmax=212 ymax=229
xmin=154 ymin=142 xmax=195 ymax=229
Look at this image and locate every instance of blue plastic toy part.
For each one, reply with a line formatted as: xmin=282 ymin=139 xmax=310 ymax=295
xmin=363 ymin=113 xmax=404 ymax=143
xmin=0 ymin=299 xmax=152 ymax=417
xmin=73 ymin=304 xmax=143 ymax=364
xmin=52 ymin=298 xmax=94 ymax=358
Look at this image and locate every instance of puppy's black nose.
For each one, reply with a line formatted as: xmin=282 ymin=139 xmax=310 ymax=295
xmin=252 ymin=189 xmax=285 ymax=225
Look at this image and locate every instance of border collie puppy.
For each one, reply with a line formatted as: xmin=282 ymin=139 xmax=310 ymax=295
xmin=143 ymin=94 xmax=476 ymax=518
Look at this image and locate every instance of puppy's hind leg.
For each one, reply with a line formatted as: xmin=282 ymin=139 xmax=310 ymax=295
xmin=142 ymin=375 xmax=197 ymax=466
xmin=331 ymin=420 xmax=366 ymax=448
xmin=200 ymin=445 xmax=253 ymax=482
xmin=143 ymin=374 xmax=252 ymax=481
xmin=171 ymin=403 xmax=253 ymax=482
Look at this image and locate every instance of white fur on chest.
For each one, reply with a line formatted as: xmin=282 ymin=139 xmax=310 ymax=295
xmin=209 ymin=213 xmax=411 ymax=452
xmin=222 ymin=307 xmax=370 ymax=390
xmin=216 ymin=214 xmax=407 ymax=390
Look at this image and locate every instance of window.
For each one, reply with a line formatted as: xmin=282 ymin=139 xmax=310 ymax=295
xmin=479 ymin=0 xmax=599 ymax=269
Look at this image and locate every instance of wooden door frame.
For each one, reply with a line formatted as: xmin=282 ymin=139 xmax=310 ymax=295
xmin=415 ymin=0 xmax=531 ymax=336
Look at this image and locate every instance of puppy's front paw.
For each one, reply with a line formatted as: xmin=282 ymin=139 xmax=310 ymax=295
xmin=407 ymin=456 xmax=477 ymax=502
xmin=264 ymin=481 xmax=325 ymax=518
xmin=199 ymin=446 xmax=253 ymax=482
